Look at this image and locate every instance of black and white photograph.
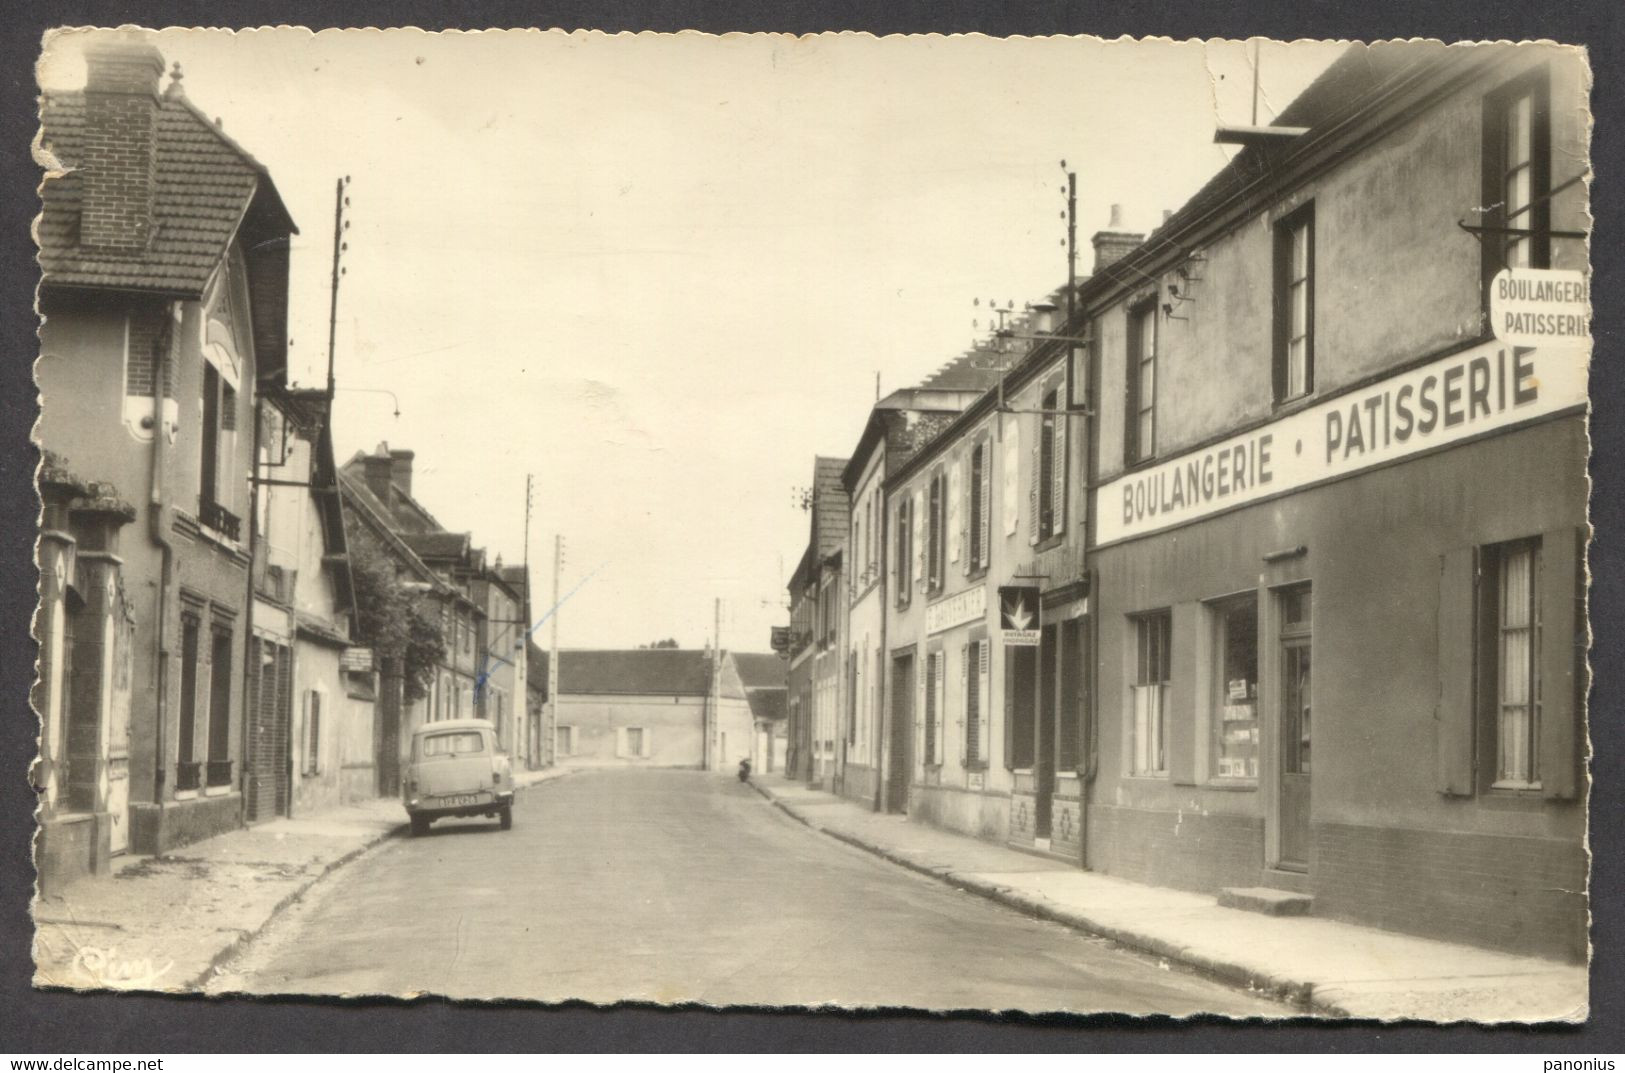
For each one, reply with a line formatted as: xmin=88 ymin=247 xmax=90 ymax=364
xmin=26 ymin=26 xmax=1593 ymax=1025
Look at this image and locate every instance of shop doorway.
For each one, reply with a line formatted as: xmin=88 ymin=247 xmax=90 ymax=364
xmin=886 ymin=652 xmax=914 ymax=813
xmin=1276 ymin=584 xmax=1313 ymax=870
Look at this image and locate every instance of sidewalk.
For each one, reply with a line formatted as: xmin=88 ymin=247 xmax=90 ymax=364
xmin=749 ymin=773 xmax=1587 ymax=1023
xmin=31 ymin=767 xmax=571 ymax=993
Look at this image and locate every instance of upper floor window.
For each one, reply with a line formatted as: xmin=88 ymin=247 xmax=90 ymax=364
xmin=1274 ymin=204 xmax=1315 ymax=403
xmin=1483 ymin=70 xmax=1552 ymax=286
xmin=1037 ymin=388 xmax=1066 ymax=540
xmin=927 ymin=471 xmax=945 ymax=593
xmin=968 ymin=441 xmax=986 ymax=569
xmin=1126 ymin=303 xmax=1157 ymax=464
xmin=894 ymin=496 xmax=913 ymax=608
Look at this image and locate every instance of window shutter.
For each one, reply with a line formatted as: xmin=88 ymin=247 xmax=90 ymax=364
xmin=916 ymin=653 xmax=928 ymax=773
xmin=615 ymin=727 xmax=628 ymax=759
xmin=978 ymin=642 xmax=992 ymax=766
xmin=1052 ymin=410 xmax=1068 ymax=536
xmin=934 ymin=652 xmax=947 ymax=765
xmin=948 ymin=460 xmax=963 ymax=566
xmin=1540 ymin=526 xmax=1584 ymax=800
xmin=958 ymin=643 xmax=969 ymax=765
xmin=641 ymin=727 xmax=653 ymax=759
xmin=1003 ymin=418 xmax=1020 ymax=536
xmin=978 ymin=442 xmax=992 ymax=568
xmin=1167 ymin=603 xmax=1197 ymax=785
xmin=1436 ymin=547 xmax=1478 ymax=796
xmin=912 ymin=489 xmax=925 ymax=590
xmin=1028 ymin=419 xmax=1041 ymax=546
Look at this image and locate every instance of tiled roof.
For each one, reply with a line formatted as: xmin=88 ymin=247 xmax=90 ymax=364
xmin=812 ymin=456 xmax=849 ymax=560
xmin=400 ymin=530 xmax=471 ymax=562
xmin=559 ymin=649 xmax=715 ymax=697
xmin=744 ymin=688 xmax=786 ymax=723
xmin=916 ymin=345 xmax=1010 ymax=392
xmin=732 ymin=652 xmax=787 ymax=691
xmin=37 ymin=90 xmax=294 ymax=297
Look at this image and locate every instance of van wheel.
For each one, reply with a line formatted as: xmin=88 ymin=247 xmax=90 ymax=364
xmin=410 ymin=815 xmax=429 ymax=837
xmin=499 ymin=806 xmax=513 ymax=830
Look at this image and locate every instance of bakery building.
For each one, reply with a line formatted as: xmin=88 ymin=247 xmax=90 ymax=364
xmin=1080 ymin=42 xmax=1589 ymax=959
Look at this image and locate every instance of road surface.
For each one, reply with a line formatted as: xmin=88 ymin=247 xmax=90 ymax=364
xmin=209 ymin=768 xmax=1287 ymax=1015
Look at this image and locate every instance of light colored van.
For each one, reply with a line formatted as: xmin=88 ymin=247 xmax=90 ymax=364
xmin=403 ymin=718 xmax=514 ymax=836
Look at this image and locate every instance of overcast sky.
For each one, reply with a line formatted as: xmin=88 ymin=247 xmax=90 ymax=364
xmin=39 ymin=29 xmax=1344 ymax=652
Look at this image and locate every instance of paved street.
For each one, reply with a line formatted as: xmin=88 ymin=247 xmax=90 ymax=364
xmin=208 ymin=769 xmax=1285 ymax=1014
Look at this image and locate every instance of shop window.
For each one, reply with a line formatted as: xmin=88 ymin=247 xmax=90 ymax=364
xmin=1274 ymin=204 xmax=1315 ymax=403
xmin=1211 ymin=596 xmax=1259 ymax=780
xmin=1131 ymin=611 xmax=1171 ymax=775
xmin=1483 ymin=70 xmax=1552 ymax=287
xmin=1126 ymin=303 xmax=1158 ymax=464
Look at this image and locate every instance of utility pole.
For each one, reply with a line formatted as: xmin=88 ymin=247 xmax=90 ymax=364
xmin=1064 ymin=165 xmax=1078 ymax=408
xmin=521 ymin=474 xmax=533 ymax=767
xmin=326 ymin=176 xmax=351 ymax=401
xmin=546 ymin=534 xmax=562 ymax=767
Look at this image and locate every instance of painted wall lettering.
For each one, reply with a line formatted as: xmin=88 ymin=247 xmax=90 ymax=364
xmin=1097 ymin=341 xmax=1586 ymax=545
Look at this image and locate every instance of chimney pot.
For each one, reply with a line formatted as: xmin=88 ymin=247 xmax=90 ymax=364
xmin=1108 ymin=203 xmax=1124 ymax=229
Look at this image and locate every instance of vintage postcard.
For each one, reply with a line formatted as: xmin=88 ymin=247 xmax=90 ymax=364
xmin=29 ymin=27 xmax=1592 ymax=1021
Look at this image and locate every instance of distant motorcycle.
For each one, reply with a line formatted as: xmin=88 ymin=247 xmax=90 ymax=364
xmin=737 ymin=758 xmax=752 ymax=783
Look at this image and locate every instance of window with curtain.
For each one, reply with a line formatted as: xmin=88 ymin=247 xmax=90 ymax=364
xmin=1132 ymin=611 xmax=1172 ymax=775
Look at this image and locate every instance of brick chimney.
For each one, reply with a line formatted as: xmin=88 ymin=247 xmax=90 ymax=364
xmin=389 ymin=448 xmax=416 ymax=496
xmin=1091 ymin=204 xmax=1145 ymax=274
xmin=81 ymin=36 xmax=166 ymax=253
xmin=363 ymin=443 xmax=395 ymax=506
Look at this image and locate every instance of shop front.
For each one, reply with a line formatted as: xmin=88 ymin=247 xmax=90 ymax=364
xmin=1087 ymin=340 xmax=1588 ymax=958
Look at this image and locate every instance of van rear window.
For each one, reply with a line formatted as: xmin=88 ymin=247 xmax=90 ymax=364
xmin=419 ymin=731 xmax=485 ymax=758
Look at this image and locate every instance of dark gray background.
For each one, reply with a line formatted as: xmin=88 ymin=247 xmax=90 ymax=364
xmin=4 ymin=0 xmax=1620 ymax=1052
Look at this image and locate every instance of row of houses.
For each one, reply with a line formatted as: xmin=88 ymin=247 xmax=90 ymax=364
xmin=32 ymin=35 xmax=547 ymax=887
xmin=783 ymin=42 xmax=1590 ymax=960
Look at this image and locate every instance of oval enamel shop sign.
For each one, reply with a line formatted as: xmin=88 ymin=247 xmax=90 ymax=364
xmin=1490 ymin=267 xmax=1590 ymax=348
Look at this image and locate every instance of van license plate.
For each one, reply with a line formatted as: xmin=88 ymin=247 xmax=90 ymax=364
xmin=440 ymin=794 xmax=482 ymax=807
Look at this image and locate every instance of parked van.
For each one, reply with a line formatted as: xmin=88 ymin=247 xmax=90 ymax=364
xmin=403 ymin=718 xmax=514 ymax=836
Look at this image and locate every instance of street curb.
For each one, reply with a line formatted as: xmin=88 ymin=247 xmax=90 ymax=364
xmin=186 ymin=819 xmax=407 ymax=991
xmin=746 ymin=778 xmax=1326 ymax=1015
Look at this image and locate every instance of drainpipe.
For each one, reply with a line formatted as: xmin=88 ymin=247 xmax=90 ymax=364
xmin=148 ymin=302 xmax=181 ymax=806
xmin=239 ymin=380 xmax=265 ymax=822
xmin=873 ymin=489 xmax=887 ymax=813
